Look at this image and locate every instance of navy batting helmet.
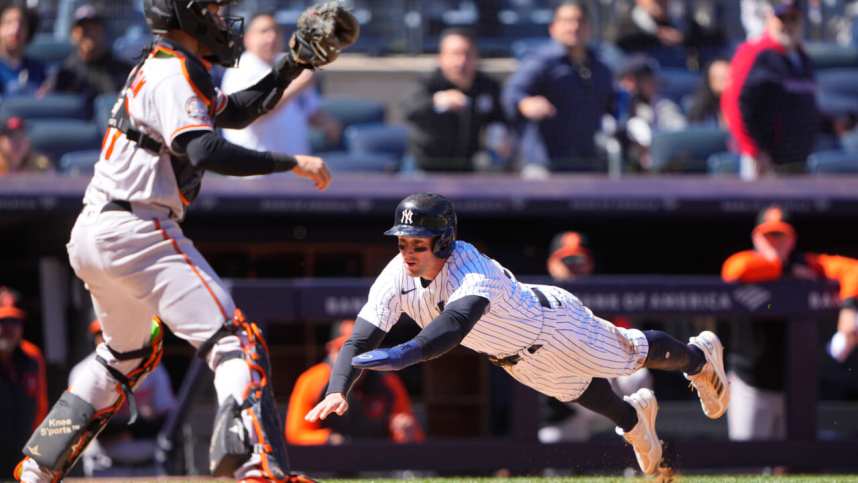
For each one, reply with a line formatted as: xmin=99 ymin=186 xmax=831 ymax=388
xmin=385 ymin=193 xmax=457 ymax=258
xmin=144 ymin=0 xmax=244 ymax=67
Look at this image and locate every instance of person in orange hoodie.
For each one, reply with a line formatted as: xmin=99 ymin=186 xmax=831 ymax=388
xmin=0 ymin=287 xmax=47 ymax=477
xmin=285 ymin=320 xmax=424 ymax=445
xmin=722 ymin=205 xmax=858 ymax=440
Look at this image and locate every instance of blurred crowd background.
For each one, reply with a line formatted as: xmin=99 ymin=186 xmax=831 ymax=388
xmin=2 ymin=0 xmax=858 ymax=176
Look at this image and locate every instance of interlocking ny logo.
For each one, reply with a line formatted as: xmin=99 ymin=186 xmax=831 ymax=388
xmin=733 ymin=285 xmax=772 ymax=311
xmin=401 ymin=208 xmax=414 ymax=224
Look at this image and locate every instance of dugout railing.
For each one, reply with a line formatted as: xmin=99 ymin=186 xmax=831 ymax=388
xmin=156 ymin=277 xmax=856 ymax=474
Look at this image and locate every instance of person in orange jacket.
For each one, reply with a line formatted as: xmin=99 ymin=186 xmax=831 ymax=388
xmin=722 ymin=205 xmax=858 ymax=440
xmin=285 ymin=320 xmax=424 ymax=445
xmin=0 ymin=287 xmax=47 ymax=477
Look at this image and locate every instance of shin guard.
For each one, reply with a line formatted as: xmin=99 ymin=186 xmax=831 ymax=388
xmin=18 ymin=319 xmax=164 ymax=480
xmin=207 ymin=310 xmax=292 ymax=480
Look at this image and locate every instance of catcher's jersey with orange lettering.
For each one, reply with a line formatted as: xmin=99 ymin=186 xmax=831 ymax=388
xmin=83 ymin=40 xmax=229 ymax=220
xmin=358 ymin=240 xmax=649 ymax=401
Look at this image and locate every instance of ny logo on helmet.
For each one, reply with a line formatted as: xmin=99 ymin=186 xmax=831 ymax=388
xmin=401 ymin=209 xmax=414 ymax=224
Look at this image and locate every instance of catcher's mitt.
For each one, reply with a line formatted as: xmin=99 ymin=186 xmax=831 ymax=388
xmin=290 ymin=2 xmax=360 ymax=68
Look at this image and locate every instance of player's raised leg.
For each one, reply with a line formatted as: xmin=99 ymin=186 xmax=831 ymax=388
xmin=640 ymin=329 xmax=729 ymax=419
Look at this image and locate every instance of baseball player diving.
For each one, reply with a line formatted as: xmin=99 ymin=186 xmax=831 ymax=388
xmin=306 ymin=193 xmax=731 ymax=476
xmin=15 ymin=1 xmax=357 ymax=482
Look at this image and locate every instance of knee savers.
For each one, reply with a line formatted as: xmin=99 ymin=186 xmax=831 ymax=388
xmin=20 ymin=319 xmax=164 ymax=479
xmin=204 ymin=310 xmax=292 ymax=480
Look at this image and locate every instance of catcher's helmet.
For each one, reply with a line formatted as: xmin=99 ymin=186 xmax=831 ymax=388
xmin=385 ymin=193 xmax=457 ymax=258
xmin=144 ymin=0 xmax=243 ymax=67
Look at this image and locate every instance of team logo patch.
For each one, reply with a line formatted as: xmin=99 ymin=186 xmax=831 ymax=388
xmin=185 ymin=97 xmax=209 ymax=121
xmin=401 ymin=208 xmax=414 ymax=224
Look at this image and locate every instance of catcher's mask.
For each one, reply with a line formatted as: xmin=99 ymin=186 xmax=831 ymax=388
xmin=144 ymin=0 xmax=244 ymax=67
xmin=385 ymin=193 xmax=457 ymax=259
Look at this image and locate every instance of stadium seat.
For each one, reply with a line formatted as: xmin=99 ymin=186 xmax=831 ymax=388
xmin=658 ymin=68 xmax=701 ymax=105
xmin=27 ymin=120 xmax=102 ymax=163
xmin=807 ymin=150 xmax=858 ymax=174
xmin=842 ymin=129 xmax=858 ymax=153
xmin=94 ymin=93 xmax=119 ymax=133
xmin=58 ymin=149 xmax=102 ymax=175
xmin=0 ymin=94 xmax=89 ymax=121
xmin=25 ymin=34 xmax=72 ymax=68
xmin=315 ymin=97 xmax=386 ymax=151
xmin=707 ymin=151 xmax=741 ymax=175
xmin=318 ymin=97 xmax=385 ymax=128
xmin=817 ymin=69 xmax=858 ymax=98
xmin=344 ymin=123 xmax=409 ymax=162
xmin=317 ymin=150 xmax=399 ymax=172
xmin=805 ymin=42 xmax=858 ymax=70
xmin=649 ymin=127 xmax=729 ymax=173
xmin=817 ymin=91 xmax=858 ymax=117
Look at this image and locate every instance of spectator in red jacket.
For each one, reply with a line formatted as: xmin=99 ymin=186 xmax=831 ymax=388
xmin=721 ymin=0 xmax=818 ymax=180
xmin=285 ymin=320 xmax=424 ymax=445
xmin=722 ymin=205 xmax=858 ymax=440
xmin=0 ymin=287 xmax=47 ymax=477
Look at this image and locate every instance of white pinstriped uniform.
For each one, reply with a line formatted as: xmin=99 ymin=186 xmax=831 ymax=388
xmin=358 ymin=241 xmax=650 ymax=401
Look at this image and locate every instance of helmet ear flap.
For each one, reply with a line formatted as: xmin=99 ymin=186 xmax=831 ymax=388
xmin=432 ymin=227 xmax=456 ymax=259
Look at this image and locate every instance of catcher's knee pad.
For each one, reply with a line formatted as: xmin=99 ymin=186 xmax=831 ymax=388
xmin=21 ymin=319 xmax=164 ymax=479
xmin=202 ymin=310 xmax=291 ymax=480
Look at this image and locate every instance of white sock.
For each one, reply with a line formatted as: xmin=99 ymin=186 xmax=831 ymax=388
xmin=214 ymin=358 xmax=251 ymax=406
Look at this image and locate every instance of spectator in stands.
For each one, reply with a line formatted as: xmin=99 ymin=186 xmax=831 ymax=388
xmin=72 ymin=319 xmax=176 ymax=477
xmin=286 ymin=319 xmax=424 ymax=445
xmin=0 ymin=115 xmax=52 ymax=175
xmin=47 ymin=4 xmax=133 ymax=111
xmin=615 ymin=56 xmax=686 ymax=171
xmin=742 ymin=0 xmax=770 ymax=39
xmin=722 ymin=205 xmax=858 ymax=440
xmin=682 ymin=0 xmax=728 ymax=69
xmin=721 ymin=0 xmax=818 ymax=180
xmin=687 ymin=57 xmax=731 ymax=126
xmin=502 ymin=1 xmax=615 ymax=177
xmin=221 ymin=12 xmax=340 ymax=155
xmin=0 ymin=3 xmax=45 ymax=96
xmin=402 ymin=28 xmax=510 ymax=172
xmin=0 ymin=287 xmax=47 ymax=477
xmin=614 ymin=0 xmax=686 ymax=67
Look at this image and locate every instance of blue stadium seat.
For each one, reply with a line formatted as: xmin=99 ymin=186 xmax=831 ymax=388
xmin=842 ymin=129 xmax=858 ymax=153
xmin=817 ymin=68 xmax=858 ymax=98
xmin=27 ymin=120 xmax=102 ymax=163
xmin=318 ymin=97 xmax=385 ymax=127
xmin=805 ymin=42 xmax=858 ymax=70
xmin=650 ymin=127 xmax=729 ymax=173
xmin=707 ymin=151 xmax=741 ymax=175
xmin=0 ymin=94 xmax=89 ymax=121
xmin=344 ymin=123 xmax=409 ymax=161
xmin=817 ymin=90 xmax=858 ymax=117
xmin=94 ymin=93 xmax=119 ymax=133
xmin=25 ymin=34 xmax=72 ymax=68
xmin=807 ymin=150 xmax=858 ymax=174
xmin=658 ymin=68 xmax=701 ymax=106
xmin=318 ymin=150 xmax=398 ymax=172
xmin=58 ymin=149 xmax=102 ymax=175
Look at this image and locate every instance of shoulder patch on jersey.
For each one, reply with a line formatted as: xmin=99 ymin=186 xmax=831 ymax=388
xmin=185 ymin=97 xmax=210 ymax=121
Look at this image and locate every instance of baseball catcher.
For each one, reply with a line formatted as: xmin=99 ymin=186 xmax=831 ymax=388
xmin=15 ymin=1 xmax=356 ymax=482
